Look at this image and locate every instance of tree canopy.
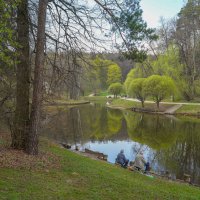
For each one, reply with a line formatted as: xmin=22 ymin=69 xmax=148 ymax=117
xmin=144 ymin=75 xmax=176 ymax=108
xmin=108 ymin=82 xmax=123 ymax=98
xmin=128 ymin=78 xmax=146 ymax=107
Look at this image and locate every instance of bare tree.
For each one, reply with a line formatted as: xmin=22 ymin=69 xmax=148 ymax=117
xmin=27 ymin=0 xmax=48 ymax=155
xmin=11 ymin=0 xmax=156 ymax=154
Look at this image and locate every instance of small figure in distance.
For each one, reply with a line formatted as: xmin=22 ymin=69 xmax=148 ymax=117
xmin=134 ymin=152 xmax=146 ymax=171
xmin=116 ymin=149 xmax=129 ymax=168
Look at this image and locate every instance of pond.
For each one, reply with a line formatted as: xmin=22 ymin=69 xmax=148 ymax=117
xmin=41 ymin=103 xmax=200 ymax=184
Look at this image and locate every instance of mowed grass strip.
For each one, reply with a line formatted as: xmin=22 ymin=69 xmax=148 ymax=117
xmin=176 ymin=104 xmax=200 ymax=114
xmin=0 ymin=140 xmax=200 ymax=200
xmin=110 ymin=99 xmax=173 ymax=112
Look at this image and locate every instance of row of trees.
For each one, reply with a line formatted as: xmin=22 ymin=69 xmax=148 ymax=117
xmin=107 ymin=75 xmax=175 ymax=109
xmin=146 ymin=0 xmax=200 ymax=101
xmin=110 ymin=0 xmax=200 ymax=104
xmin=128 ymin=75 xmax=176 ymax=108
xmin=81 ymin=57 xmax=122 ymax=94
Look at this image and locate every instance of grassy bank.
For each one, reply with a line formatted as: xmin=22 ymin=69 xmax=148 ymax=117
xmin=47 ymin=99 xmax=90 ymax=105
xmin=176 ymin=104 xmax=200 ymax=114
xmin=1 ymin=137 xmax=200 ymax=200
xmin=109 ymin=99 xmax=173 ymax=112
xmin=83 ymin=96 xmax=107 ymax=101
xmin=85 ymin=96 xmax=200 ymax=115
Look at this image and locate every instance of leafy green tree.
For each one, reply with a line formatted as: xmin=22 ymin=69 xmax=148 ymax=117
xmin=144 ymin=75 xmax=176 ymax=109
xmin=108 ymin=82 xmax=123 ymax=98
xmin=0 ymin=0 xmax=18 ymax=65
xmin=150 ymin=46 xmax=185 ymax=100
xmin=124 ymin=63 xmax=151 ymax=93
xmin=175 ymin=0 xmax=200 ymax=99
xmin=92 ymin=57 xmax=114 ymax=90
xmin=124 ymin=69 xmax=137 ymax=92
xmin=107 ymin=64 xmax=122 ymax=85
xmin=128 ymin=78 xmax=146 ymax=107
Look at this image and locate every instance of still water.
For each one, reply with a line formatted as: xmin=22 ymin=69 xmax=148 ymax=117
xmin=41 ymin=103 xmax=200 ymax=184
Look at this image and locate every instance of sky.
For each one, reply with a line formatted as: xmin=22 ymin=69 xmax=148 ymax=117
xmin=140 ymin=0 xmax=185 ymax=28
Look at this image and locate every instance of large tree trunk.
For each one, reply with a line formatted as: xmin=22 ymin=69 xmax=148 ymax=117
xmin=26 ymin=0 xmax=48 ymax=155
xmin=69 ymin=66 xmax=81 ymax=100
xmin=12 ymin=0 xmax=30 ymax=150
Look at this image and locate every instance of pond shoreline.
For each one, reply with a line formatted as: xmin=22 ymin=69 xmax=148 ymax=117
xmin=108 ymin=104 xmax=200 ymax=117
xmin=45 ymin=100 xmax=90 ymax=106
xmin=61 ymin=144 xmax=200 ymax=188
xmin=85 ymin=96 xmax=200 ymax=117
xmin=42 ymin=101 xmax=200 ymax=186
xmin=2 ymin=136 xmax=200 ymax=199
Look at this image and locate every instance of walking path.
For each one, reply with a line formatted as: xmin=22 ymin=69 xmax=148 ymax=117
xmin=164 ymin=104 xmax=183 ymax=114
xmin=122 ymin=97 xmax=200 ymax=106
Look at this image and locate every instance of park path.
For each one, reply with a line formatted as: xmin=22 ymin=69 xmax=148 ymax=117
xmin=121 ymin=97 xmax=200 ymax=106
xmin=164 ymin=104 xmax=183 ymax=114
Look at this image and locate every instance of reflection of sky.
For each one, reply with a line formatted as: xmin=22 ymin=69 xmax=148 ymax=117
xmin=78 ymin=140 xmax=156 ymax=165
xmin=72 ymin=140 xmax=171 ymax=175
xmin=42 ymin=103 xmax=200 ymax=184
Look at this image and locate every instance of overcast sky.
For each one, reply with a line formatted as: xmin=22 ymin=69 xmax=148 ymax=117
xmin=140 ymin=0 xmax=185 ymax=28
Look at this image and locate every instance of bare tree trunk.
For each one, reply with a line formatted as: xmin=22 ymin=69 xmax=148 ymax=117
xmin=141 ymin=100 xmax=144 ymax=108
xmin=156 ymin=101 xmax=160 ymax=110
xmin=12 ymin=0 xmax=30 ymax=150
xmin=26 ymin=0 xmax=48 ymax=155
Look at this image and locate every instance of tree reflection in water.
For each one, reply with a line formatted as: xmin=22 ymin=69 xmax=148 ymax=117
xmin=41 ymin=104 xmax=200 ymax=184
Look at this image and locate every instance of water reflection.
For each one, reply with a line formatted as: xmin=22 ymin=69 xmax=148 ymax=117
xmin=125 ymin=113 xmax=180 ymax=149
xmin=41 ymin=104 xmax=200 ymax=184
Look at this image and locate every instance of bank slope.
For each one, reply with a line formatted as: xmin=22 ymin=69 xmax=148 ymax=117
xmin=0 ymin=141 xmax=200 ymax=200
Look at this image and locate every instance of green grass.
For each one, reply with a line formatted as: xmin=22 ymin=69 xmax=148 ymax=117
xmin=110 ymin=98 xmax=138 ymax=109
xmin=52 ymin=99 xmax=89 ymax=105
xmin=176 ymin=105 xmax=200 ymax=114
xmin=97 ymin=91 xmax=109 ymax=96
xmin=1 ymin=139 xmax=200 ymax=200
xmin=83 ymin=96 xmax=107 ymax=101
xmin=110 ymin=99 xmax=173 ymax=112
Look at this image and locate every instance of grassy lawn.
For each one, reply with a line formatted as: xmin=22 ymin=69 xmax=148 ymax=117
xmin=1 ymin=138 xmax=200 ymax=200
xmin=52 ymin=99 xmax=90 ymax=105
xmin=109 ymin=98 xmax=139 ymax=109
xmin=176 ymin=104 xmax=200 ymax=114
xmin=97 ymin=91 xmax=109 ymax=96
xmin=110 ymin=99 xmax=173 ymax=112
xmin=83 ymin=96 xmax=107 ymax=101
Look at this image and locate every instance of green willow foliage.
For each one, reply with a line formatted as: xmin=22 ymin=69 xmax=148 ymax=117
xmin=0 ymin=0 xmax=19 ymax=66
xmin=108 ymin=82 xmax=123 ymax=98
